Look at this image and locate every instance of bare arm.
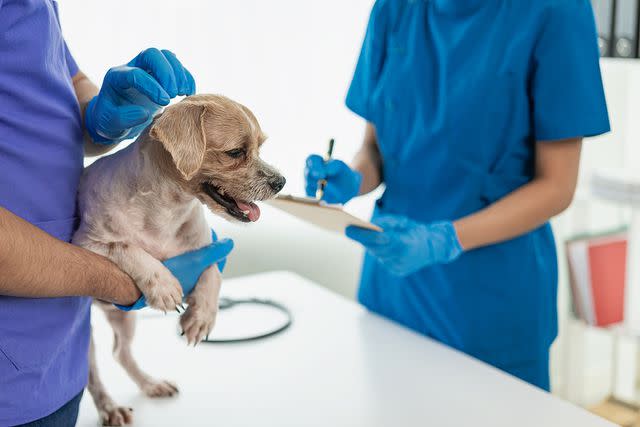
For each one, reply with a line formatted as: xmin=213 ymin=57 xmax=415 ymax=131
xmin=454 ymin=138 xmax=582 ymax=250
xmin=72 ymin=71 xmax=118 ymax=157
xmin=0 ymin=207 xmax=140 ymax=305
xmin=351 ymin=122 xmax=384 ymax=195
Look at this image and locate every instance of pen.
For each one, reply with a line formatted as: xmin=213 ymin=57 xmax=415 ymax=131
xmin=316 ymin=138 xmax=335 ymax=200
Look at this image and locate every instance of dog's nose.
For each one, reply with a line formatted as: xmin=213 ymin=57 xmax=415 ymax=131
xmin=269 ymin=175 xmax=286 ymax=193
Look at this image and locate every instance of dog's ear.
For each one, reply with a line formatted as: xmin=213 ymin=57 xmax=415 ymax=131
xmin=150 ymin=102 xmax=207 ymax=181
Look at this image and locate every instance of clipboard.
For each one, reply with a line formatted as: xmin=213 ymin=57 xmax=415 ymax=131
xmin=266 ymin=194 xmax=382 ymax=234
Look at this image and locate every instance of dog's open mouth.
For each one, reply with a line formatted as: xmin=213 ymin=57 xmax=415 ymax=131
xmin=202 ymin=183 xmax=260 ymax=222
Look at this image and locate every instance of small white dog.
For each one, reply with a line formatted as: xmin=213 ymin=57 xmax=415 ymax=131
xmin=72 ymin=94 xmax=285 ymax=426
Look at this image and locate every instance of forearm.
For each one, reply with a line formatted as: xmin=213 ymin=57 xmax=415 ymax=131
xmin=352 ymin=122 xmax=383 ymax=195
xmin=454 ymin=178 xmax=572 ymax=250
xmin=454 ymin=138 xmax=582 ymax=251
xmin=0 ymin=207 xmax=140 ymax=304
xmin=71 ymin=71 xmax=115 ymax=157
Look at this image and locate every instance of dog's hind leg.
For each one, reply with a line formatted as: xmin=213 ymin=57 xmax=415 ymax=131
xmin=88 ymin=326 xmax=134 ymax=426
xmin=104 ymin=307 xmax=179 ymax=398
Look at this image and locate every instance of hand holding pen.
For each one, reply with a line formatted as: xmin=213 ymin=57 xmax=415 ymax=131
xmin=304 ymin=139 xmax=363 ymax=205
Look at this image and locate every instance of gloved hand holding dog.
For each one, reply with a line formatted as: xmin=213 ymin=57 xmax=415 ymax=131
xmin=85 ymin=48 xmax=196 ymax=144
xmin=116 ymin=231 xmax=234 ymax=311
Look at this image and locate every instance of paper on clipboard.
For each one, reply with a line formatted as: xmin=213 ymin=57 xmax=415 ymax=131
xmin=266 ymin=194 xmax=382 ymax=234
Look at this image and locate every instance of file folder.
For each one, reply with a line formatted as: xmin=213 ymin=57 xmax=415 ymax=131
xmin=592 ymin=0 xmax=615 ymax=57
xmin=614 ymin=0 xmax=640 ymax=58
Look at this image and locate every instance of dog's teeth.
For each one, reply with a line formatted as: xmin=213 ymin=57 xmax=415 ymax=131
xmin=242 ymin=210 xmax=250 ymax=215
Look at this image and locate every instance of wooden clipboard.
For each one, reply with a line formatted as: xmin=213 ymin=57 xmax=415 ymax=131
xmin=266 ymin=195 xmax=382 ymax=234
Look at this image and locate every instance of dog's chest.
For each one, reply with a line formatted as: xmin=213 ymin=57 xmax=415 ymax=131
xmin=104 ymin=202 xmax=210 ymax=261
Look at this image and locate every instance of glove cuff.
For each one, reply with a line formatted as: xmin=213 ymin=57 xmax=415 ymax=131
xmin=430 ymin=221 xmax=464 ymax=263
xmin=84 ymin=97 xmax=119 ymax=145
xmin=115 ymin=295 xmax=147 ymax=311
xmin=445 ymin=221 xmax=464 ymax=261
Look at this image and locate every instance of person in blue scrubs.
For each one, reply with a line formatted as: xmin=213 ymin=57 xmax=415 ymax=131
xmin=305 ymin=0 xmax=610 ymax=390
xmin=0 ymin=1 xmax=232 ymax=425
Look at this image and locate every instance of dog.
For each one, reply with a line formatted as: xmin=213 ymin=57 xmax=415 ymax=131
xmin=72 ymin=94 xmax=285 ymax=426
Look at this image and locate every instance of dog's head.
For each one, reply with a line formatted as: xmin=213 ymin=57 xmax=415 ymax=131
xmin=149 ymin=94 xmax=285 ymax=222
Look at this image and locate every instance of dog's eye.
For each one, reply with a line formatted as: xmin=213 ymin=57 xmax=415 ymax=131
xmin=225 ymin=148 xmax=245 ymax=159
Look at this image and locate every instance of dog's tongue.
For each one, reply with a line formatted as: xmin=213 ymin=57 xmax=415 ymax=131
xmin=236 ymin=200 xmax=260 ymax=222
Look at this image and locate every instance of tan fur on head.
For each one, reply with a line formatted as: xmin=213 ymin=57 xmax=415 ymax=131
xmin=149 ymin=102 xmax=208 ymax=181
xmin=145 ymin=94 xmax=285 ymax=223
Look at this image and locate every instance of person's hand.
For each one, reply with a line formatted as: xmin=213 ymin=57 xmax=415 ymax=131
xmin=304 ymin=155 xmax=362 ymax=204
xmin=346 ymin=215 xmax=463 ymax=277
xmin=116 ymin=231 xmax=233 ymax=311
xmin=85 ymin=48 xmax=196 ymax=145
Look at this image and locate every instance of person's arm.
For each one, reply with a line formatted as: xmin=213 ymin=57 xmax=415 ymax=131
xmin=0 ymin=207 xmax=140 ymax=304
xmin=351 ymin=122 xmax=383 ymax=195
xmin=71 ymin=71 xmax=115 ymax=157
xmin=454 ymin=138 xmax=582 ymax=250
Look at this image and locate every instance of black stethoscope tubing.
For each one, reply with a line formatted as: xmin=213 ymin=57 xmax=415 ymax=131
xmin=198 ymin=297 xmax=293 ymax=344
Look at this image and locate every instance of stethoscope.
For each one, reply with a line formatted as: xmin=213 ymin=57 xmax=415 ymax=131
xmin=178 ymin=297 xmax=293 ymax=344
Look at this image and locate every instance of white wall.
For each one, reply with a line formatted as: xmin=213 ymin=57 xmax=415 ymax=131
xmin=58 ymin=1 xmax=640 ymax=402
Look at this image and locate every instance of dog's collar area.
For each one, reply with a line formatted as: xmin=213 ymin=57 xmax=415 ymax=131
xmin=202 ymin=182 xmax=252 ymax=222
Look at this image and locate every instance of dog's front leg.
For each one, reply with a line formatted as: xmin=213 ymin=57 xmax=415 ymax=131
xmin=180 ymin=264 xmax=221 ymax=345
xmin=81 ymin=240 xmax=184 ymax=312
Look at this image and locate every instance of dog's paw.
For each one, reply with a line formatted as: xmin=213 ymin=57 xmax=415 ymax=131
xmin=141 ymin=379 xmax=179 ymax=398
xmin=180 ymin=298 xmax=217 ymax=346
xmin=139 ymin=268 xmax=183 ymax=312
xmin=99 ymin=404 xmax=133 ymax=426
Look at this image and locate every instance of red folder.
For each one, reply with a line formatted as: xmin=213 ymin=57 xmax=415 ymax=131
xmin=566 ymin=232 xmax=626 ymax=327
xmin=589 ymin=238 xmax=626 ymax=326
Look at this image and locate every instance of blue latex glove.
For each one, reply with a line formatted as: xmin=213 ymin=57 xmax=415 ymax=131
xmin=85 ymin=48 xmax=196 ymax=145
xmin=346 ymin=215 xmax=463 ymax=277
xmin=116 ymin=231 xmax=233 ymax=311
xmin=304 ymin=154 xmax=362 ymax=204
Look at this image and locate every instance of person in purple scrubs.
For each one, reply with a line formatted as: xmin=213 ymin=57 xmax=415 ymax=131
xmin=0 ymin=1 xmax=231 ymax=425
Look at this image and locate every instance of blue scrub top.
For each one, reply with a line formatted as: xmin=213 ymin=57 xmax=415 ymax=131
xmin=0 ymin=1 xmax=90 ymax=424
xmin=346 ymin=0 xmax=609 ymax=380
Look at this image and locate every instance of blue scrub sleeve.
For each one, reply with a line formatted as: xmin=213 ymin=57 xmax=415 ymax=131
xmin=345 ymin=1 xmax=389 ymax=121
xmin=531 ymin=1 xmax=610 ymax=141
xmin=64 ymin=41 xmax=79 ymax=77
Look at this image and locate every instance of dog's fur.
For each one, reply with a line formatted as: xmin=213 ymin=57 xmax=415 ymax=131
xmin=72 ymin=94 xmax=285 ymax=426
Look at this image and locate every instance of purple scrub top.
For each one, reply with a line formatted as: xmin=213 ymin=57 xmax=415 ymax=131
xmin=0 ymin=0 xmax=91 ymax=424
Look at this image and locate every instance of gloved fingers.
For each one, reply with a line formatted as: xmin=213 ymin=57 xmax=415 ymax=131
xmin=305 ymin=180 xmax=319 ymax=198
xmin=324 ymin=159 xmax=351 ymax=177
xmin=111 ymin=67 xmax=171 ymax=106
xmin=129 ymin=48 xmax=179 ymax=98
xmin=161 ymin=49 xmax=195 ymax=96
xmin=208 ymin=229 xmax=227 ymax=272
xmin=112 ymin=105 xmax=150 ymax=130
xmin=305 ymin=154 xmax=327 ymax=181
xmin=345 ymin=225 xmax=390 ymax=248
xmin=197 ymin=238 xmax=235 ymax=267
xmin=321 ymin=182 xmax=347 ymax=204
xmin=373 ymin=214 xmax=412 ymax=230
